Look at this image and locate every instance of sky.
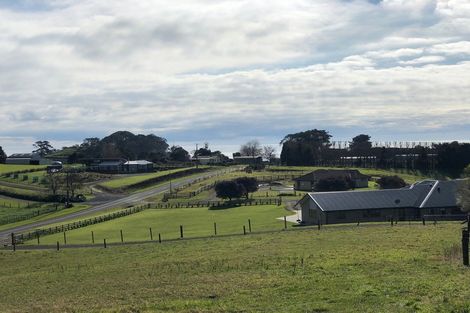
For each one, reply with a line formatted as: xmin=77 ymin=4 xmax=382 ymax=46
xmin=0 ymin=0 xmax=469 ymax=156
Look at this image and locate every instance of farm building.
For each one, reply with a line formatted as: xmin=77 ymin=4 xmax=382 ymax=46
xmin=86 ymin=159 xmax=153 ymax=173
xmin=123 ymin=160 xmax=154 ymax=173
xmin=297 ymin=180 xmax=463 ymax=225
xmin=294 ymin=169 xmax=369 ymax=191
xmin=5 ymin=153 xmax=52 ymax=165
xmin=233 ymin=156 xmax=263 ymax=165
xmin=192 ymin=156 xmax=222 ymax=165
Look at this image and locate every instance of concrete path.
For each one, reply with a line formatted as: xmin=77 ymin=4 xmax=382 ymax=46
xmin=0 ymin=169 xmax=227 ymax=244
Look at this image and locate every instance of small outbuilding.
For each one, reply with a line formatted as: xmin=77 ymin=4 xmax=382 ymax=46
xmin=297 ymin=180 xmax=463 ymax=225
xmin=294 ymin=169 xmax=369 ymax=191
xmin=123 ymin=160 xmax=154 ymax=173
xmin=6 ymin=153 xmax=51 ymax=165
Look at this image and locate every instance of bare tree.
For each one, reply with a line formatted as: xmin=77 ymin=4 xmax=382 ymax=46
xmin=240 ymin=140 xmax=262 ymax=158
xmin=262 ymin=146 xmax=276 ymax=162
xmin=46 ymin=172 xmax=60 ymax=196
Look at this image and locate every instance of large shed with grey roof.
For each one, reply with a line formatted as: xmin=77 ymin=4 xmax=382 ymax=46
xmin=298 ymin=180 xmax=463 ymax=225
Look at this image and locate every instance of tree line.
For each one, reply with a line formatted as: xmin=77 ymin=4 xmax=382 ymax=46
xmin=279 ymin=129 xmax=470 ymax=178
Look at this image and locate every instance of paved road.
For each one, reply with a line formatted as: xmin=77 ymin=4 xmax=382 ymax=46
xmin=0 ymin=168 xmax=229 ymax=244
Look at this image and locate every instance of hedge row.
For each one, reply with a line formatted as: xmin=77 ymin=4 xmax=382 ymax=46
xmin=0 ymin=187 xmax=57 ymax=202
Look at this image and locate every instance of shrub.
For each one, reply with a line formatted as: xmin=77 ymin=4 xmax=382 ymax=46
xmin=377 ymin=175 xmax=407 ymax=189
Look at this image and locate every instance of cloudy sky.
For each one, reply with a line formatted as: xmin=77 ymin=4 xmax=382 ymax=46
xmin=0 ymin=0 xmax=469 ymax=155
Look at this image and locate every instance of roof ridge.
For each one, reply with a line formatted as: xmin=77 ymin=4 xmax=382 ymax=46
xmin=419 ymin=181 xmax=439 ymax=208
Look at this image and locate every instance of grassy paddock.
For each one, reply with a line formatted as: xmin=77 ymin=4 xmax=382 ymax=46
xmin=25 ymin=205 xmax=289 ymax=244
xmin=98 ymin=167 xmax=205 ymax=189
xmin=0 ymin=164 xmax=45 ymax=175
xmin=1 ymin=223 xmax=470 ymax=312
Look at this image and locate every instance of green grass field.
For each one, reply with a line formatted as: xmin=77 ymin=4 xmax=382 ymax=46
xmin=2 ymin=223 xmax=470 ymax=312
xmin=99 ymin=167 xmax=199 ymax=189
xmin=0 ymin=164 xmax=45 ymax=175
xmin=26 ymin=205 xmax=289 ymax=244
xmin=0 ymin=204 xmax=90 ymax=232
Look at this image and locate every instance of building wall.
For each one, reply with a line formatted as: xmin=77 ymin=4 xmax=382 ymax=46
xmin=296 ymin=180 xmax=313 ymax=191
xmin=300 ymin=197 xmax=461 ymax=225
xmin=353 ymin=178 xmax=369 ymax=188
xmin=6 ymin=159 xmax=31 ymax=165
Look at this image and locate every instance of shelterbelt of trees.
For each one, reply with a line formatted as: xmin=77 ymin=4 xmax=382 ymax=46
xmin=279 ymin=129 xmax=470 ymax=178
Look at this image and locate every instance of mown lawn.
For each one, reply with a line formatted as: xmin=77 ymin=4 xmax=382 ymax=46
xmin=26 ymin=205 xmax=289 ymax=245
xmin=1 ymin=223 xmax=470 ymax=312
xmin=99 ymin=167 xmax=199 ymax=189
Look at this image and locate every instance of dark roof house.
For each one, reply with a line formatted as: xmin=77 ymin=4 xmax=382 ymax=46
xmin=294 ymin=169 xmax=370 ymax=191
xmin=298 ymin=180 xmax=464 ymax=225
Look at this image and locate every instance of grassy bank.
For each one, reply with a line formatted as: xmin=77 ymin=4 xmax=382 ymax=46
xmin=1 ymin=223 xmax=469 ymax=312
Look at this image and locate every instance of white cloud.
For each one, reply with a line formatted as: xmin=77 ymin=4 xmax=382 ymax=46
xmin=0 ymin=0 xmax=469 ymax=153
xmin=398 ymin=55 xmax=446 ymax=65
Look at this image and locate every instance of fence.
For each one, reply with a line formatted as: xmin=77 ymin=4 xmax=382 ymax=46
xmin=7 ymin=215 xmax=469 ymax=251
xmin=153 ymin=198 xmax=282 ymax=209
xmin=14 ymin=204 xmax=150 ymax=243
xmin=11 ymin=198 xmax=283 ymax=243
xmin=162 ymin=171 xmax=308 ymax=201
xmin=0 ymin=204 xmax=60 ymax=226
xmin=162 ymin=167 xmax=242 ymax=200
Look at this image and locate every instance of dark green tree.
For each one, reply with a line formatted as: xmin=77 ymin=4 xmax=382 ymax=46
xmin=280 ymin=129 xmax=331 ymax=165
xmin=435 ymin=142 xmax=470 ymax=178
xmin=235 ymin=177 xmax=259 ymax=199
xmin=349 ymin=134 xmax=372 ymax=156
xmin=215 ymin=180 xmax=245 ymax=201
xmin=33 ymin=141 xmax=54 ymax=156
xmin=0 ymin=146 xmax=6 ymax=163
xmin=169 ymin=146 xmax=190 ymax=162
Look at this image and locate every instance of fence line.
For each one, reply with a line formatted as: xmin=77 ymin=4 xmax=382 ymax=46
xmin=0 ymin=204 xmax=61 ymax=226
xmin=7 ymin=216 xmax=468 ymax=251
xmin=163 ymin=171 xmax=308 ymax=201
xmin=12 ymin=197 xmax=284 ymax=243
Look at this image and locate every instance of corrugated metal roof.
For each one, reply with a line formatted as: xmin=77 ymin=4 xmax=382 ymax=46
xmin=306 ymin=180 xmax=459 ymax=212
xmin=295 ymin=169 xmax=369 ymax=181
xmin=420 ymin=180 xmax=461 ymax=208
xmin=99 ymin=161 xmax=123 ymax=166
xmin=125 ymin=160 xmax=153 ymax=165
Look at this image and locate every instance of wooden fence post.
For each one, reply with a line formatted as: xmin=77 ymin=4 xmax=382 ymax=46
xmin=284 ymin=216 xmax=287 ymax=230
xmin=159 ymin=233 xmax=162 ymax=243
xmin=422 ymin=217 xmax=426 ymax=226
xmin=243 ymin=225 xmax=246 ymax=235
xmin=63 ymin=232 xmax=67 ymax=245
xmin=91 ymin=231 xmax=95 ymax=244
xmin=37 ymin=233 xmax=40 ymax=245
xmin=103 ymin=239 xmax=107 ymax=248
xmin=56 ymin=241 xmax=60 ymax=251
xmin=463 ymin=229 xmax=469 ymax=266
xmin=214 ymin=222 xmax=217 ymax=236
xmin=248 ymin=219 xmax=252 ymax=233
xmin=120 ymin=230 xmax=124 ymax=243
xmin=149 ymin=228 xmax=153 ymax=241
xmin=180 ymin=225 xmax=184 ymax=239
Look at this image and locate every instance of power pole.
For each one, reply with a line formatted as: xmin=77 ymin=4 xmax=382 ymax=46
xmin=195 ymin=143 xmax=199 ymax=169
